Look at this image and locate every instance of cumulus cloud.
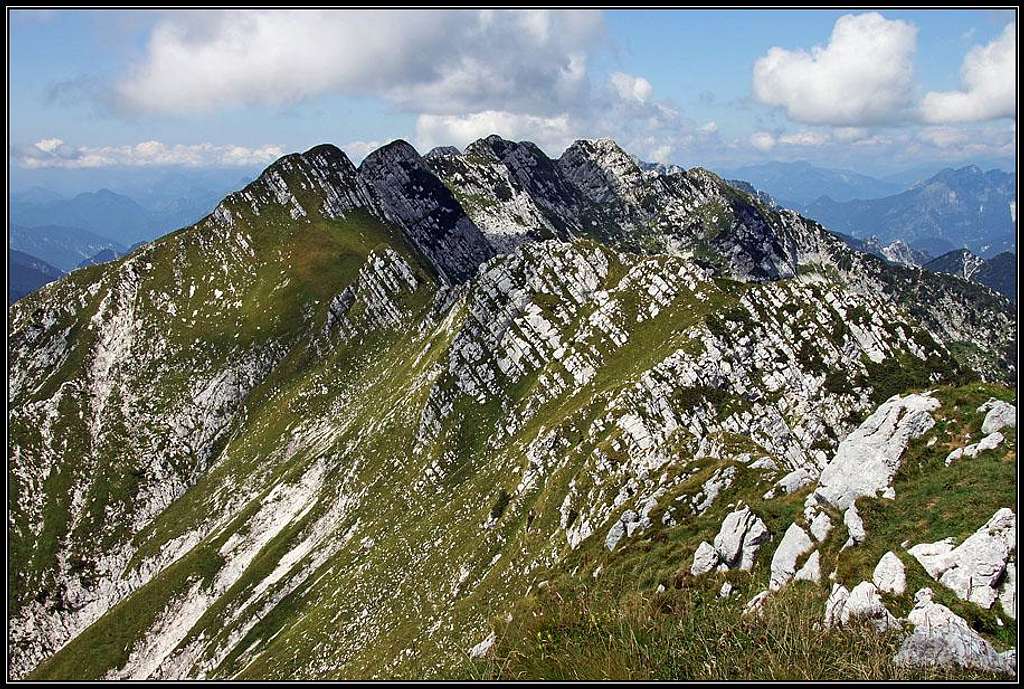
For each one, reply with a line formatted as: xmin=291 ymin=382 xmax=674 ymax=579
xmin=15 ymin=138 xmax=284 ymax=168
xmin=753 ymin=12 xmax=917 ymax=125
xmin=920 ymin=22 xmax=1016 ymax=123
xmin=609 ymin=72 xmax=653 ymax=104
xmin=749 ymin=132 xmax=777 ymax=152
xmin=116 ymin=10 xmax=602 ymax=117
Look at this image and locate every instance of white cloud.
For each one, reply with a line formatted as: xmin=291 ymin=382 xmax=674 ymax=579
xmin=699 ymin=121 xmax=719 ymax=134
xmin=917 ymin=127 xmax=970 ymax=148
xmin=648 ymin=144 xmax=673 ymax=165
xmin=15 ymin=138 xmax=284 ymax=168
xmin=778 ymin=130 xmax=830 ymax=146
xmin=833 ymin=127 xmax=868 ymax=142
xmin=753 ymin=12 xmax=917 ymax=125
xmin=342 ymin=140 xmax=386 ymax=163
xmin=609 ymin=72 xmax=653 ymax=104
xmin=415 ymin=111 xmax=574 ymax=156
xmin=750 ymin=132 xmax=776 ymax=152
xmin=116 ymin=10 xmax=603 ymax=117
xmin=920 ymin=22 xmax=1016 ymax=123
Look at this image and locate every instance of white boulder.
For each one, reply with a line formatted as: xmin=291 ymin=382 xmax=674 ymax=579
xmin=809 ymin=511 xmax=833 ymax=543
xmin=794 ymin=550 xmax=821 ymax=583
xmin=824 ymin=584 xmax=850 ymax=627
xmin=998 ymin=562 xmax=1016 ymax=620
xmin=908 ymin=509 xmax=1016 ymax=610
xmin=712 ymin=505 xmax=770 ymax=571
xmin=770 ymin=523 xmax=814 ymax=591
xmin=811 ymin=393 xmax=938 ymax=512
xmin=742 ymin=590 xmax=770 ymax=616
xmin=873 ymin=551 xmax=907 ymax=595
xmin=691 ymin=541 xmax=720 ymax=576
xmin=945 ymin=432 xmax=1004 ymax=465
xmin=764 ymin=467 xmax=814 ymax=499
xmin=979 ymin=399 xmax=1016 ymax=435
xmin=895 ymin=588 xmax=1015 ymax=675
xmin=469 ymin=631 xmax=497 ymax=659
xmin=825 ymin=581 xmax=898 ymax=631
xmin=843 ymin=503 xmax=866 ymax=549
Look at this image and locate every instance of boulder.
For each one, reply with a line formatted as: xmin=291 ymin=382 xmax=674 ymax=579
xmin=843 ymin=503 xmax=866 ymax=548
xmin=469 ymin=631 xmax=497 ymax=659
xmin=895 ymin=588 xmax=1015 ymax=675
xmin=764 ymin=467 xmax=814 ymax=499
xmin=979 ymin=400 xmax=1016 ymax=435
xmin=873 ymin=551 xmax=907 ymax=595
xmin=907 ymin=538 xmax=956 ymax=578
xmin=826 ymin=581 xmax=898 ymax=631
xmin=998 ymin=563 xmax=1016 ymax=620
xmin=691 ymin=541 xmax=720 ymax=576
xmin=742 ymin=590 xmax=769 ymax=616
xmin=770 ymin=523 xmax=814 ymax=591
xmin=809 ymin=511 xmax=833 ymax=543
xmin=712 ymin=505 xmax=770 ymax=571
xmin=824 ymin=584 xmax=849 ymax=627
xmin=945 ymin=431 xmax=1004 ymax=465
xmin=908 ymin=509 xmax=1016 ymax=610
xmin=810 ymin=393 xmax=938 ymax=512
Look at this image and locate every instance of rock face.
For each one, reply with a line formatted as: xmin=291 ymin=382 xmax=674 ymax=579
xmin=809 ymin=393 xmax=940 ymax=511
xmin=908 ymin=509 xmax=1016 ymax=613
xmin=357 ymin=140 xmax=496 ymax=284
xmin=873 ymin=552 xmax=907 ymax=595
xmin=895 ymin=588 xmax=1015 ymax=675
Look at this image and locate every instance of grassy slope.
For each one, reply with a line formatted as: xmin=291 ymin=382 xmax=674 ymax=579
xmin=463 ymin=382 xmax=1016 ymax=680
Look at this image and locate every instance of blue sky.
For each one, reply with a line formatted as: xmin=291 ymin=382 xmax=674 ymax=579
xmin=8 ymin=9 xmax=1017 ymax=191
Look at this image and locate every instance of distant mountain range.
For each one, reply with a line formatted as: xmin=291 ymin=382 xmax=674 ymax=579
xmin=10 ymin=189 xmax=159 ymax=247
xmin=804 ymin=166 xmax=1016 ymax=258
xmin=9 ymin=250 xmax=62 ymax=303
xmin=10 ymin=224 xmax=125 ymax=272
xmin=716 ymin=161 xmax=904 ymax=208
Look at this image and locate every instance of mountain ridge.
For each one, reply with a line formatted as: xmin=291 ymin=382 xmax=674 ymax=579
xmin=7 ymin=134 xmax=1017 ymax=680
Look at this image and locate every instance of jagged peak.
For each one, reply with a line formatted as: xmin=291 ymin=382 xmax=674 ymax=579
xmin=560 ymin=137 xmax=632 ymax=163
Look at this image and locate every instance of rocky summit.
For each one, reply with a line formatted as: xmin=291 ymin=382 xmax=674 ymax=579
xmin=7 ymin=136 xmax=1018 ymax=680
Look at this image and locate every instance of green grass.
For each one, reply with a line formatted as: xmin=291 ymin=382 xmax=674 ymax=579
xmin=464 ymin=576 xmax=1001 ymax=680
